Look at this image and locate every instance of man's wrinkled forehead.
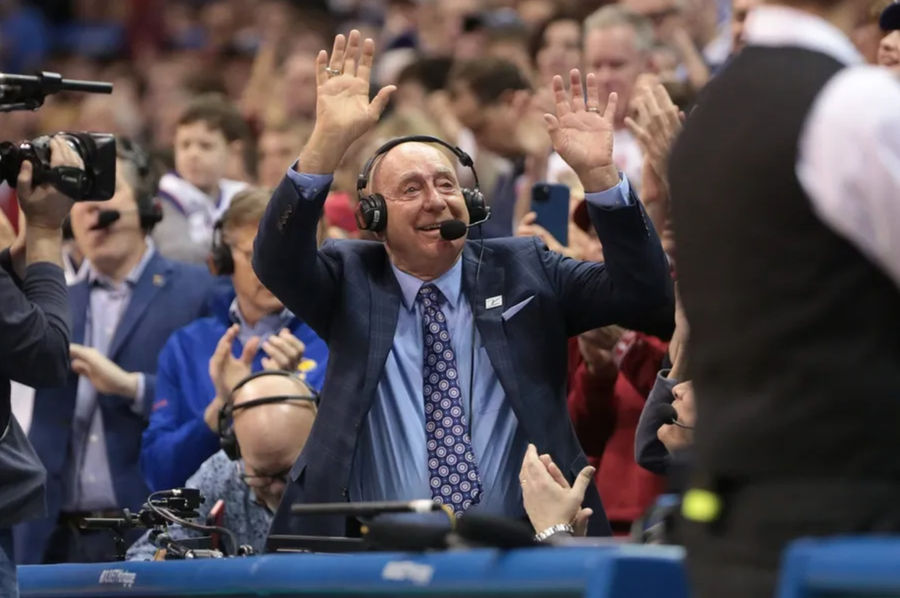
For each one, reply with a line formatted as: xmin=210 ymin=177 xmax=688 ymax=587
xmin=371 ymin=143 xmax=459 ymax=192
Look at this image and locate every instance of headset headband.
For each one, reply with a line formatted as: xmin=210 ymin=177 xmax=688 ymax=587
xmin=230 ymin=369 xmax=308 ymax=395
xmin=356 ymin=135 xmax=480 ymax=195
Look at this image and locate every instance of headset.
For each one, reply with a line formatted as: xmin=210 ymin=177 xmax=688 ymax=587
xmin=355 ymin=135 xmax=490 ymax=233
xmin=117 ymin=136 xmax=163 ymax=231
xmin=209 ymin=219 xmax=233 ymax=275
xmin=218 ymin=370 xmax=319 ymax=461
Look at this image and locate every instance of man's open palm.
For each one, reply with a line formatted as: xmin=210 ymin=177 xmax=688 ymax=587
xmin=545 ymin=69 xmax=618 ymax=178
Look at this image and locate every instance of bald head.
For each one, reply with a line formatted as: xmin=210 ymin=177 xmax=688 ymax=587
xmin=232 ymin=374 xmax=316 ymax=468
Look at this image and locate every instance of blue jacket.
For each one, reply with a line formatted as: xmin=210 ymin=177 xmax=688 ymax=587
xmin=254 ymin=175 xmax=675 ymax=539
xmin=140 ymin=291 xmax=328 ymax=492
xmin=14 ymin=253 xmax=213 ymax=564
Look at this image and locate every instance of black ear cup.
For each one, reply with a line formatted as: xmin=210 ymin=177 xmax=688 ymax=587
xmin=462 ymin=188 xmax=489 ymax=225
xmin=208 ymin=220 xmax=234 ymax=275
xmin=218 ymin=401 xmax=240 ymax=460
xmin=139 ymin=199 xmax=163 ymax=231
xmin=355 ymin=193 xmax=388 ymax=233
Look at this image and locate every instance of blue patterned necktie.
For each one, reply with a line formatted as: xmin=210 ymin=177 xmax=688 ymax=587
xmin=417 ymin=283 xmax=483 ymax=515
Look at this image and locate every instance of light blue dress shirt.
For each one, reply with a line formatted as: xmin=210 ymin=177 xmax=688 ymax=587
xmin=227 ymin=298 xmax=295 ymax=348
xmin=285 ymin=164 xmax=629 ymax=516
xmin=63 ymin=242 xmax=155 ymax=512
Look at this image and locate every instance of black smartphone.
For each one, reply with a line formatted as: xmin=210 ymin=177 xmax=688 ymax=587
xmin=530 ymin=182 xmax=570 ymax=247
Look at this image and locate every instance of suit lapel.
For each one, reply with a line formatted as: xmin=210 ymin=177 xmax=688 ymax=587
xmin=363 ymin=251 xmax=401 ymax=397
xmin=107 ymin=253 xmax=169 ymax=360
xmin=461 ymin=243 xmax=523 ymax=412
xmin=68 ymin=280 xmax=90 ymax=345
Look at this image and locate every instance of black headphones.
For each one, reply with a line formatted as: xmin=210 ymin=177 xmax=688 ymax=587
xmin=209 ymin=219 xmax=233 ymax=275
xmin=117 ymin=137 xmax=163 ymax=231
xmin=355 ymin=135 xmax=490 ymax=233
xmin=218 ymin=370 xmax=319 ymax=461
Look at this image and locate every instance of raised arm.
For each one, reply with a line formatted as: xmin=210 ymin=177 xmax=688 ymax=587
xmin=253 ymin=30 xmax=395 ymax=336
xmin=540 ymin=70 xmax=674 ymax=336
xmin=0 ymin=138 xmax=84 ymax=399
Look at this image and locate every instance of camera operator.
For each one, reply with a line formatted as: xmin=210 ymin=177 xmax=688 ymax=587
xmin=1 ymin=137 xmax=83 ymax=598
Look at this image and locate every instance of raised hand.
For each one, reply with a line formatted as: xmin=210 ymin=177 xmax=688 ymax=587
xmin=261 ymin=328 xmax=306 ymax=371
xmin=544 ymin=69 xmax=619 ymax=192
xmin=299 ymin=30 xmax=397 ymax=174
xmin=204 ymin=324 xmax=260 ymax=432
xmin=624 ymin=83 xmax=683 ymax=187
xmin=520 ymin=443 xmax=595 ymax=536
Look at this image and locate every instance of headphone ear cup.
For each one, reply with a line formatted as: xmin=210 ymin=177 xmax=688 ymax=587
xmin=215 ymin=245 xmax=235 ymax=276
xmin=139 ymin=198 xmax=164 ymax=232
xmin=355 ymin=194 xmax=388 ymax=233
xmin=221 ymin=430 xmax=240 ymax=460
xmin=462 ymin=188 xmax=488 ymax=224
xmin=218 ymin=404 xmax=240 ymax=460
xmin=208 ymin=223 xmax=235 ymax=276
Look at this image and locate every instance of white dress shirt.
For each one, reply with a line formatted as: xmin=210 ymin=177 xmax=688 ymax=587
xmin=746 ymin=6 xmax=900 ymax=288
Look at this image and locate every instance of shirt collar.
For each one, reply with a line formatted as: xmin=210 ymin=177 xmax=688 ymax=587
xmin=392 ymin=257 xmax=463 ymax=312
xmin=743 ymin=5 xmax=863 ymax=66
xmin=87 ymin=238 xmax=156 ymax=288
xmin=228 ymin=297 xmax=295 ymax=329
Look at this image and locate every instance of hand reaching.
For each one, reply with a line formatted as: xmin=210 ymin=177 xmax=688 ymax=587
xmin=544 ymin=69 xmax=619 ymax=192
xmin=261 ymin=328 xmax=306 ymax=371
xmin=515 ymin=211 xmax=575 ymax=258
xmin=17 ymin=136 xmax=83 ymax=230
xmin=520 ymin=443 xmax=594 ymax=537
xmin=70 ymin=344 xmax=140 ymax=400
xmin=208 ymin=324 xmax=259 ymax=400
xmin=624 ymin=83 xmax=683 ymax=188
xmin=205 ymin=325 xmax=260 ymax=432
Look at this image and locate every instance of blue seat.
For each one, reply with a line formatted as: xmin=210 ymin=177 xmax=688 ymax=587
xmin=778 ymin=536 xmax=900 ymax=598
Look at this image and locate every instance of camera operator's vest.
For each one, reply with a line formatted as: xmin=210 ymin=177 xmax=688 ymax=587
xmin=669 ymin=46 xmax=900 ymax=483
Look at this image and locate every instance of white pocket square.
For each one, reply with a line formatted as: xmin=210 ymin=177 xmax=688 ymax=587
xmin=501 ymin=296 xmax=534 ymax=321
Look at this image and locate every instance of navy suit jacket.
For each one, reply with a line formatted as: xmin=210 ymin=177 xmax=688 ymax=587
xmin=254 ymin=175 xmax=674 ymax=539
xmin=13 ymin=252 xmax=213 ymax=564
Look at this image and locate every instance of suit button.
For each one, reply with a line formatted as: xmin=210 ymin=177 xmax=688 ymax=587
xmin=341 ymin=487 xmax=349 ymax=498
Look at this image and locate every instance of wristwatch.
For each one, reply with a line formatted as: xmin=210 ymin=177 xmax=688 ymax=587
xmin=534 ymin=523 xmax=574 ymax=542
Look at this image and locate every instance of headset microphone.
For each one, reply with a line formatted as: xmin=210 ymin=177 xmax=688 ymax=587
xmin=439 ymin=213 xmax=492 ymax=241
xmin=655 ymin=403 xmax=694 ymax=430
xmin=90 ymin=206 xmax=163 ymax=232
xmin=90 ymin=209 xmax=121 ymax=230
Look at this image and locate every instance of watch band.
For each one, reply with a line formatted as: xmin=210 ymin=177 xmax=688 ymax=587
xmin=534 ymin=523 xmax=574 ymax=542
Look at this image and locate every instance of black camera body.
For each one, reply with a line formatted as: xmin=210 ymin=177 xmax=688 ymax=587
xmin=0 ymin=132 xmax=116 ymax=201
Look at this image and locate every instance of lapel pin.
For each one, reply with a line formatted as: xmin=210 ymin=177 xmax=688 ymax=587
xmin=485 ymin=296 xmax=503 ymax=309
xmin=152 ymin=274 xmax=165 ymax=287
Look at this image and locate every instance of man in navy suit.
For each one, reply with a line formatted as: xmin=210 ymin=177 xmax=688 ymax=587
xmin=13 ymin=141 xmax=215 ymax=564
xmin=255 ymin=31 xmax=673 ymax=540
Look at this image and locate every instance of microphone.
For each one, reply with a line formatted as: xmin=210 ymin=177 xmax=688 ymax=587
xmin=0 ymin=71 xmax=112 ymax=111
xmin=454 ymin=513 xmax=537 ymax=548
xmin=653 ymin=403 xmax=694 ymax=430
xmin=290 ymin=499 xmax=444 ymax=518
xmin=364 ymin=519 xmax=449 ymax=551
xmin=439 ymin=213 xmax=491 ymax=241
xmin=90 ymin=209 xmax=121 ymax=230
xmin=0 ymin=72 xmax=113 ymax=95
